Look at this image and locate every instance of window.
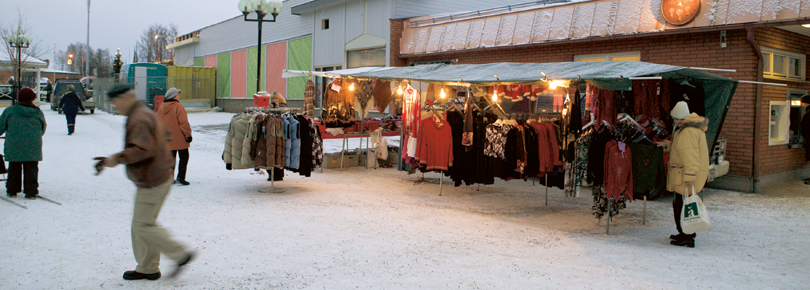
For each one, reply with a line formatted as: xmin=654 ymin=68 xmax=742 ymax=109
xmin=346 ymin=47 xmax=386 ymax=69
xmin=788 ymin=90 xmax=808 ymax=149
xmin=314 ymin=66 xmax=341 ymax=109
xmin=762 ymin=46 xmax=805 ymax=81
xmin=321 ymin=19 xmax=329 ymax=30
xmin=769 ymin=101 xmax=789 ymax=146
xmin=574 ymin=52 xmax=641 ymax=62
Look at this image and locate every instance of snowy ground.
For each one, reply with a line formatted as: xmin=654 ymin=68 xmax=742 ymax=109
xmin=1 ymin=105 xmax=808 ymax=289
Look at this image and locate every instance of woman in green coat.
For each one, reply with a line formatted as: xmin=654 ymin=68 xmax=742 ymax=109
xmin=0 ymin=88 xmax=47 ymax=199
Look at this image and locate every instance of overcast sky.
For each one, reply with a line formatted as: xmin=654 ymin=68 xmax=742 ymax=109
xmin=1 ymin=0 xmax=241 ymax=65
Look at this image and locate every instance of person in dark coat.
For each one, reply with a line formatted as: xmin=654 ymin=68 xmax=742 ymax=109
xmin=58 ymin=84 xmax=84 ymax=135
xmin=801 ymin=95 xmax=810 ymax=184
xmin=0 ymin=88 xmax=47 ymax=199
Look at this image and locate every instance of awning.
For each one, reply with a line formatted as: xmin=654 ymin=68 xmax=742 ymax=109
xmin=281 ymin=66 xmax=394 ymax=79
xmin=303 ymin=61 xmax=738 ymax=153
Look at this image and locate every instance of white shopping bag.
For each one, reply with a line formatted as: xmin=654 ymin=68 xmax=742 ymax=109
xmin=680 ymin=186 xmax=711 ymax=234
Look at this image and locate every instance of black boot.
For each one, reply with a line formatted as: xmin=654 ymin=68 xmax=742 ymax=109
xmin=670 ymin=238 xmax=695 ymax=248
xmin=123 ymin=270 xmax=161 ymax=281
xmin=168 ymin=252 xmax=195 ymax=279
xmin=6 ymin=192 xmax=17 ymax=198
xmin=176 ymin=179 xmax=190 ymax=186
xmin=669 ymin=233 xmax=696 ymax=240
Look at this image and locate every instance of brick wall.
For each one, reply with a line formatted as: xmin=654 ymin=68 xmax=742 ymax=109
xmin=389 ymin=19 xmax=407 ymax=67
xmin=755 ymin=27 xmax=810 ymax=176
xmin=390 ymin=27 xmax=760 ymax=177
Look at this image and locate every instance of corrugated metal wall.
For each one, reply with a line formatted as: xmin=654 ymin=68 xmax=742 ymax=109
xmin=266 ymin=42 xmax=288 ymax=98
xmin=287 ymin=37 xmax=313 ymax=100
xmin=216 ymin=52 xmax=231 ymax=99
xmin=194 ymin=57 xmax=205 ymax=67
xmin=393 ymin=0 xmax=521 ymax=19
xmin=204 ymin=55 xmax=217 ymax=67
xmin=345 ymin=0 xmax=366 ymax=43
xmin=191 ymin=0 xmax=312 ymax=58
xmin=230 ymin=49 xmax=248 ymax=99
xmin=246 ymin=46 xmax=267 ymax=98
xmin=366 ymin=0 xmax=391 ymax=40
xmin=313 ymin=3 xmax=347 ymax=67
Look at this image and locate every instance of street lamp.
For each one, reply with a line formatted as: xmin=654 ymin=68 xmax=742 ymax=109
xmin=6 ymin=28 xmax=31 ymax=105
xmin=154 ymin=34 xmax=159 ymax=63
xmin=239 ymin=0 xmax=283 ymax=93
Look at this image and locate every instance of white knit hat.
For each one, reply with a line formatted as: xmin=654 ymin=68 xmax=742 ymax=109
xmin=670 ymin=101 xmax=690 ymax=120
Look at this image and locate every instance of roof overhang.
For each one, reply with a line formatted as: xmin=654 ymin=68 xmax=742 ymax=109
xmin=291 ymin=0 xmax=348 ymax=15
xmin=167 ymin=37 xmax=200 ymax=50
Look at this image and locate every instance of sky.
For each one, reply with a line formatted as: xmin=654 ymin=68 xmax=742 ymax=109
xmin=1 ymin=0 xmax=241 ymax=65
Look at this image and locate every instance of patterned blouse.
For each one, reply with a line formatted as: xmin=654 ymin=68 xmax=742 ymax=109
xmin=484 ymin=123 xmax=512 ymax=160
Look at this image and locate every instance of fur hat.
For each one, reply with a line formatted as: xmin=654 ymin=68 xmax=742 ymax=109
xmin=107 ymin=84 xmax=134 ymax=99
xmin=66 ymin=84 xmax=75 ymax=92
xmin=17 ymin=88 xmax=36 ymax=103
xmin=670 ymin=101 xmax=691 ymax=120
xmin=164 ymin=87 xmax=181 ymax=100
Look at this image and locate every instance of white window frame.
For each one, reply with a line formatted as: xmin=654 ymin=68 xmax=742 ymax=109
xmin=769 ymin=100 xmax=789 ymax=146
xmin=574 ymin=51 xmax=641 ymax=62
xmin=761 ymin=46 xmax=806 ymax=82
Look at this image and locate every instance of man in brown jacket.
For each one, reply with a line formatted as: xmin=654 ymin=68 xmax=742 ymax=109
xmin=97 ymin=84 xmax=194 ymax=281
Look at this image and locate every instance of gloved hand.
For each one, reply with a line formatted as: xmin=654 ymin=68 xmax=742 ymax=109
xmin=186 ymin=136 xmax=193 ymax=143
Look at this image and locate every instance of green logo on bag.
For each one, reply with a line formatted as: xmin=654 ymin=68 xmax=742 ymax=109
xmin=684 ymin=203 xmax=699 ymax=219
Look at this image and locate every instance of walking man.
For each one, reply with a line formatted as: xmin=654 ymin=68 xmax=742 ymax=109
xmin=59 ymin=84 xmax=84 ymax=135
xmin=96 ymin=84 xmax=194 ymax=281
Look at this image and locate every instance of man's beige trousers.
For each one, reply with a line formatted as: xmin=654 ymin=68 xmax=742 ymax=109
xmin=131 ymin=179 xmax=187 ymax=274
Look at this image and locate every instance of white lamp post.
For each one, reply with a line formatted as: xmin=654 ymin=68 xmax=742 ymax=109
xmin=7 ymin=29 xmax=31 ymax=105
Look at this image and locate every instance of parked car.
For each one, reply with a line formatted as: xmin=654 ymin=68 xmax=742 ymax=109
xmin=51 ymin=80 xmax=95 ymax=114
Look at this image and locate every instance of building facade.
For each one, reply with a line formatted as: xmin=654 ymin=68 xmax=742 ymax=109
xmin=169 ymin=0 xmax=521 ymax=112
xmin=389 ymin=0 xmax=810 ymax=192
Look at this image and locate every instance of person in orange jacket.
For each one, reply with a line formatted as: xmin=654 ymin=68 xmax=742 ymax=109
xmin=157 ymin=88 xmax=192 ymax=185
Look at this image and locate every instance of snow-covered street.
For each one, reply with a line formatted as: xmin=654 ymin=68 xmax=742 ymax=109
xmin=1 ymin=105 xmax=808 ymax=289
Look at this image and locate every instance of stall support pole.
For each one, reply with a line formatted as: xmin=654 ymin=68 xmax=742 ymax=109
xmin=340 ymin=135 xmax=346 ymax=171
xmin=643 ymin=196 xmax=647 ymax=225
xmin=606 ymin=198 xmax=612 ymax=235
xmin=545 ymin=175 xmax=548 ymax=206
xmin=439 ymin=172 xmax=444 ymax=196
xmin=259 ymin=167 xmax=286 ymax=193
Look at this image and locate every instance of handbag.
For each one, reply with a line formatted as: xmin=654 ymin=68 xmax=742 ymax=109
xmin=680 ymin=185 xmax=711 ymax=234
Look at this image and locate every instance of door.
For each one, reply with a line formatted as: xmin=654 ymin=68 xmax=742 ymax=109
xmin=135 ymin=66 xmax=147 ymax=101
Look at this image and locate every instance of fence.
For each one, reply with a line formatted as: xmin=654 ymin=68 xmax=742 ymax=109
xmin=94 ymin=76 xmax=216 ymax=113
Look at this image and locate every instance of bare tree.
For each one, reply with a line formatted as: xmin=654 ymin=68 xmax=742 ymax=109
xmin=1 ymin=8 xmax=49 ymax=89
xmin=136 ymin=23 xmax=178 ymax=63
xmin=55 ymin=43 xmax=114 ymax=77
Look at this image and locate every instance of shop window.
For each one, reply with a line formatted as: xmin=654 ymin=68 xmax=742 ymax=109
xmin=769 ymin=101 xmax=789 ymax=146
xmin=346 ymin=47 xmax=385 ymax=69
xmin=788 ymin=90 xmax=808 ymax=149
xmin=322 ymin=19 xmax=329 ymax=30
xmin=762 ymin=47 xmax=805 ymax=81
xmin=574 ymin=52 xmax=641 ymax=62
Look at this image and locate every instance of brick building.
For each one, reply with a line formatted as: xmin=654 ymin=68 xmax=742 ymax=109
xmin=389 ymin=0 xmax=810 ymax=192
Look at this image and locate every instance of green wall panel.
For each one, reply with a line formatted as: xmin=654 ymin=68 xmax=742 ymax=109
xmin=194 ymin=57 xmax=205 ymax=67
xmin=217 ymin=52 xmax=231 ymax=99
xmin=286 ymin=37 xmax=312 ymax=100
xmin=246 ymin=46 xmax=267 ymax=98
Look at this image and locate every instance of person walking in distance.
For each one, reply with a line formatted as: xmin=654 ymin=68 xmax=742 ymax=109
xmin=0 ymin=88 xmax=47 ymax=199
xmin=157 ymin=88 xmax=192 ymax=185
xmin=657 ymin=101 xmax=710 ymax=248
xmin=59 ymin=84 xmax=84 ymax=135
xmin=95 ymin=84 xmax=194 ymax=281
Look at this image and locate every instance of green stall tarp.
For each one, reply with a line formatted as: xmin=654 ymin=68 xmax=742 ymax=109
xmin=286 ymin=37 xmax=312 ymax=100
xmin=350 ymin=61 xmax=738 ymax=153
xmin=216 ymin=52 xmax=231 ymax=99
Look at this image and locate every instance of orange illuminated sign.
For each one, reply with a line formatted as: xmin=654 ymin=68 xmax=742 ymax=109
xmin=662 ymin=0 xmax=701 ymax=26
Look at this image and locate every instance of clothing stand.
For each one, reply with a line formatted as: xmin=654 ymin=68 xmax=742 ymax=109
xmin=643 ymin=196 xmax=647 ymax=225
xmin=246 ymin=106 xmax=302 ymax=194
xmin=606 ymin=198 xmax=612 ymax=235
xmin=545 ymin=175 xmax=549 ymax=206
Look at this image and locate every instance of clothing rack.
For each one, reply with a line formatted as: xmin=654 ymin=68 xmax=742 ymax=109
xmin=245 ymin=107 xmax=302 ymax=194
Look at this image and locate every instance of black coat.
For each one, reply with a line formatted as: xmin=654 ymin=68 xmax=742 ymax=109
xmin=59 ymin=92 xmax=84 ymax=115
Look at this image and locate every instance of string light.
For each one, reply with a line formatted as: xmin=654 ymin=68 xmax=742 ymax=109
xmin=492 ymin=89 xmax=498 ymax=102
xmin=349 ymin=82 xmax=355 ymax=91
xmin=439 ymin=88 xmax=446 ymax=99
xmin=397 ymin=83 xmax=404 ymax=95
xmin=549 ymin=82 xmax=557 ymax=90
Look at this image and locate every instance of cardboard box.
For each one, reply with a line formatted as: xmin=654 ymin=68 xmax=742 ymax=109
xmin=324 ymin=153 xmax=359 ymax=169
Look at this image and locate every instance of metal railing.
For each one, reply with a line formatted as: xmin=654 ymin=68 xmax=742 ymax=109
xmin=410 ymin=0 xmax=571 ymax=27
xmin=94 ymin=76 xmax=216 ymax=113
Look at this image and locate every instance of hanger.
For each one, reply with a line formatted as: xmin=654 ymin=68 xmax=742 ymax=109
xmin=581 ymin=112 xmax=595 ymax=131
xmin=680 ymin=77 xmax=695 ymax=88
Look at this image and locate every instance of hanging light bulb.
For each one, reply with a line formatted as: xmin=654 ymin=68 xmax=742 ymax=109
xmin=397 ymin=84 xmax=404 ymax=95
xmin=548 ymin=81 xmax=557 ymax=90
xmin=349 ymin=82 xmax=355 ymax=91
xmin=492 ymin=90 xmax=498 ymax=102
xmin=440 ymin=88 xmax=446 ymax=99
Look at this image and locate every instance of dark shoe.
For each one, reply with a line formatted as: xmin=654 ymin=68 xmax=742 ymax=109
xmin=670 ymin=238 xmax=695 ymax=248
xmin=123 ymin=270 xmax=161 ymax=281
xmin=24 ymin=195 xmax=37 ymax=200
xmin=804 ymin=178 xmax=810 ymax=185
xmin=6 ymin=192 xmax=17 ymax=198
xmin=176 ymin=179 xmax=190 ymax=186
xmin=168 ymin=252 xmax=195 ymax=279
xmin=68 ymin=132 xmax=73 ymax=136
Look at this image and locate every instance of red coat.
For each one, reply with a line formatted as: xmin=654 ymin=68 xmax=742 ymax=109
xmin=604 ymin=140 xmax=633 ymax=202
xmin=415 ymin=115 xmax=453 ymax=171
